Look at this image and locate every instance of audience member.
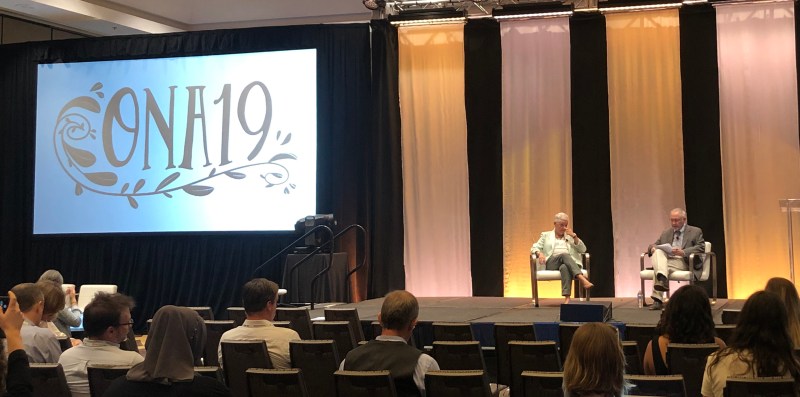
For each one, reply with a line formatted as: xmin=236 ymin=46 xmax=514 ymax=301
xmin=702 ymin=291 xmax=800 ymax=397
xmin=1 ymin=291 xmax=33 ymax=397
xmin=38 ymin=269 xmax=82 ymax=337
xmin=643 ymin=285 xmax=725 ymax=375
xmin=563 ymin=322 xmax=628 ymax=397
xmin=58 ymin=292 xmax=143 ymax=397
xmin=340 ymin=290 xmax=439 ymax=397
xmin=217 ymin=278 xmax=299 ymax=369
xmin=103 ymin=306 xmax=230 ymax=397
xmin=11 ymin=283 xmax=61 ymax=363
xmin=765 ymin=277 xmax=800 ymax=348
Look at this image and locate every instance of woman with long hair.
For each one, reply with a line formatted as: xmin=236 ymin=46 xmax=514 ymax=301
xmin=702 ymin=290 xmax=800 ymax=397
xmin=643 ymin=284 xmax=725 ymax=375
xmin=765 ymin=277 xmax=800 ymax=348
xmin=563 ymin=322 xmax=628 ymax=397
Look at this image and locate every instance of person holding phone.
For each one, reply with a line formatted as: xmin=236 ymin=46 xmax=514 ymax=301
xmin=0 ymin=291 xmax=34 ymax=397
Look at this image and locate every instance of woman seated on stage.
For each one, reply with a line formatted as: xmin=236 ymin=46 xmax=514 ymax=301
xmin=104 ymin=306 xmax=230 ymax=397
xmin=765 ymin=277 xmax=800 ymax=348
xmin=702 ymin=290 xmax=800 ymax=397
xmin=643 ymin=284 xmax=725 ymax=375
xmin=563 ymin=322 xmax=628 ymax=397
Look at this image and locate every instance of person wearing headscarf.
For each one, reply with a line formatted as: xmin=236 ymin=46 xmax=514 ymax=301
xmin=102 ymin=306 xmax=230 ymax=397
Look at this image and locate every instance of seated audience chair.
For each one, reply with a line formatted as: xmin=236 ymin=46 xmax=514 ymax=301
xmin=625 ymin=374 xmax=686 ymax=397
xmin=324 ymin=307 xmax=366 ymax=342
xmin=667 ymin=343 xmax=720 ymax=397
xmin=334 ymin=370 xmax=397 ymax=397
xmin=520 ymin=371 xmax=564 ymax=397
xmin=76 ymin=285 xmax=117 ymax=311
xmin=622 ymin=340 xmax=643 ymax=375
xmin=194 ymin=366 xmax=224 ymax=383
xmin=220 ymin=340 xmax=273 ymax=397
xmin=530 ymin=253 xmax=590 ymax=308
xmin=87 ymin=364 xmax=130 ymax=397
xmin=276 ymin=307 xmax=314 ymax=340
xmin=290 ymin=340 xmax=340 ymax=397
xmin=509 ymin=341 xmax=562 ymax=397
xmin=724 ymin=377 xmax=796 ymax=397
xmin=494 ymin=322 xmax=537 ymax=386
xmin=433 ymin=322 xmax=475 ymax=341
xmin=227 ymin=307 xmax=247 ymax=327
xmin=425 ymin=370 xmax=492 ymax=397
xmin=56 ymin=335 xmax=71 ymax=352
xmin=312 ymin=321 xmax=357 ymax=360
xmin=204 ymin=320 xmax=235 ymax=366
xmin=188 ymin=306 xmax=214 ymax=321
xmin=246 ymin=368 xmax=309 ymax=397
xmin=624 ymin=323 xmax=657 ymax=367
xmin=558 ymin=323 xmax=581 ymax=361
xmin=432 ymin=341 xmax=486 ymax=371
xmin=640 ymin=241 xmax=716 ymax=303
xmin=30 ymin=363 xmax=72 ymax=397
xmin=721 ymin=309 xmax=740 ymax=325
xmin=715 ymin=324 xmax=736 ymax=345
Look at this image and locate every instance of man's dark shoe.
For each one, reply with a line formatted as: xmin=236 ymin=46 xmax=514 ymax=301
xmin=654 ymin=274 xmax=669 ymax=292
xmin=649 ymin=300 xmax=664 ymax=310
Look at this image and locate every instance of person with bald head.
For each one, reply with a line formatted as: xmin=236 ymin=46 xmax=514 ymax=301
xmin=340 ymin=290 xmax=439 ymax=397
xmin=646 ymin=208 xmax=705 ymax=310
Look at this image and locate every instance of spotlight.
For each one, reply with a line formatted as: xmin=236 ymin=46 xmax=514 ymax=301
xmin=363 ymin=0 xmax=386 ymax=10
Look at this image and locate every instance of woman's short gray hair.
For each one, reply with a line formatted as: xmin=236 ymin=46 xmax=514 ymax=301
xmin=38 ymin=269 xmax=64 ymax=286
xmin=554 ymin=212 xmax=570 ymax=223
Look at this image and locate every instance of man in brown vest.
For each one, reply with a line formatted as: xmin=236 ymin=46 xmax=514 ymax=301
xmin=340 ymin=290 xmax=439 ymax=397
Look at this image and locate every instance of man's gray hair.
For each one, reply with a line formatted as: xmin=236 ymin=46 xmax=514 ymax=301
xmin=670 ymin=208 xmax=687 ymax=219
xmin=554 ymin=212 xmax=570 ymax=223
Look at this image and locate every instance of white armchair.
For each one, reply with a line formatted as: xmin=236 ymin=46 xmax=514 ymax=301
xmin=529 ymin=253 xmax=590 ymax=308
xmin=639 ymin=241 xmax=717 ymax=304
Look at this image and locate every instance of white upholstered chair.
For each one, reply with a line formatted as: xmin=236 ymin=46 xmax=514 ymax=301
xmin=639 ymin=241 xmax=717 ymax=304
xmin=529 ymin=253 xmax=590 ymax=308
xmin=76 ymin=284 xmax=118 ymax=311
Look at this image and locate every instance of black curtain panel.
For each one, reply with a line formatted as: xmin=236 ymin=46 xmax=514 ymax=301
xmin=367 ymin=20 xmax=406 ymax=298
xmin=570 ymin=13 xmax=615 ymax=297
xmin=465 ymin=18 xmax=504 ymax=297
xmin=680 ymin=3 xmax=727 ymax=298
xmin=0 ymin=24 xmax=373 ymax=330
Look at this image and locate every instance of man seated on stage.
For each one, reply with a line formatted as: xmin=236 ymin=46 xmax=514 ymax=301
xmin=11 ymin=282 xmax=62 ymax=363
xmin=218 ymin=278 xmax=300 ymax=369
xmin=646 ymin=208 xmax=705 ymax=310
xmin=340 ymin=290 xmax=439 ymax=397
xmin=58 ymin=292 xmax=143 ymax=397
xmin=531 ymin=212 xmax=593 ymax=304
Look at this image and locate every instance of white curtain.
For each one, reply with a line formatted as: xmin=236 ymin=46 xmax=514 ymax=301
xmin=398 ymin=24 xmax=473 ymax=296
xmin=606 ymin=10 xmax=685 ymax=297
xmin=500 ymin=18 xmax=572 ymax=298
xmin=716 ymin=2 xmax=800 ymax=298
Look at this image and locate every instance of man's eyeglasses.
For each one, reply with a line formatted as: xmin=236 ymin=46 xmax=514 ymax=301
xmin=116 ymin=319 xmax=134 ymax=327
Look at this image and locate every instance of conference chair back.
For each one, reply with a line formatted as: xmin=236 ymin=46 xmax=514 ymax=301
xmin=313 ymin=321 xmax=357 ymax=360
xmin=324 ymin=307 xmax=366 ymax=342
xmin=621 ymin=340 xmax=643 ymax=375
xmin=667 ymin=343 xmax=720 ymax=397
xmin=246 ymin=368 xmax=309 ymax=397
xmin=724 ymin=377 xmax=796 ymax=397
xmin=425 ymin=370 xmax=492 ymax=397
xmin=494 ymin=322 xmax=537 ymax=386
xmin=188 ymin=306 xmax=214 ymax=321
xmin=624 ymin=323 xmax=657 ymax=368
xmin=30 ymin=363 xmax=72 ymax=397
xmin=432 ymin=322 xmax=475 ymax=342
xmin=334 ymin=370 xmax=398 ymax=397
xmin=520 ymin=371 xmax=564 ymax=397
xmin=276 ymin=307 xmax=314 ymax=340
xmin=194 ymin=366 xmax=224 ymax=383
xmin=290 ymin=339 xmax=340 ymax=397
xmin=509 ymin=341 xmax=562 ymax=397
xmin=558 ymin=323 xmax=581 ymax=362
xmin=432 ymin=341 xmax=486 ymax=371
xmin=625 ymin=374 xmax=687 ymax=397
xmin=227 ymin=307 xmax=246 ymax=327
xmin=87 ymin=364 xmax=130 ymax=397
xmin=220 ymin=340 xmax=273 ymax=397
xmin=204 ymin=320 xmax=235 ymax=366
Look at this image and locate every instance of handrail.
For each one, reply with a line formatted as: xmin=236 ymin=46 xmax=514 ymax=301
xmin=308 ymin=224 xmax=368 ymax=304
xmin=252 ymin=225 xmax=334 ymax=307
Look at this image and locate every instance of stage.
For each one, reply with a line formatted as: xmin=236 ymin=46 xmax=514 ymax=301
xmin=306 ymin=296 xmax=745 ymax=348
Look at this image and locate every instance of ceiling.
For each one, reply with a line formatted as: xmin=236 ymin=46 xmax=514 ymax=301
xmin=0 ymin=0 xmax=375 ymax=36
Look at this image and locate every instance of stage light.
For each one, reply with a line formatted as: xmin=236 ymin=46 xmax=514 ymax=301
xmin=599 ymin=0 xmax=682 ymax=12
xmin=294 ymin=214 xmax=337 ymax=249
xmin=388 ymin=7 xmax=467 ymax=26
xmin=492 ymin=2 xmax=574 ymax=20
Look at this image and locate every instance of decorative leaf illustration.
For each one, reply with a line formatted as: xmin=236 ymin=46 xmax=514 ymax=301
xmin=85 ymin=172 xmax=118 ymax=186
xmin=281 ymin=133 xmax=292 ymax=145
xmin=290 ymin=183 xmax=296 ymax=189
xmin=276 ymin=130 xmax=282 ymax=141
xmin=268 ymin=172 xmax=283 ymax=179
xmin=58 ymin=97 xmax=101 ymax=118
xmin=75 ymin=184 xmax=83 ymax=196
xmin=182 ymin=185 xmax=214 ymax=196
xmin=284 ymin=187 xmax=290 ymax=194
xmin=95 ymin=92 xmax=105 ymax=99
xmin=269 ymin=153 xmax=297 ymax=162
xmin=127 ymin=196 xmax=138 ymax=209
xmin=208 ymin=168 xmax=216 ymax=177
xmin=133 ymin=179 xmax=145 ymax=193
xmin=163 ymin=192 xmax=173 ymax=198
xmin=90 ymin=82 xmax=103 ymax=92
xmin=156 ymin=172 xmax=180 ymax=192
xmin=120 ymin=183 xmax=129 ymax=194
xmin=224 ymin=171 xmax=246 ymax=180
xmin=64 ymin=143 xmax=96 ymax=167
